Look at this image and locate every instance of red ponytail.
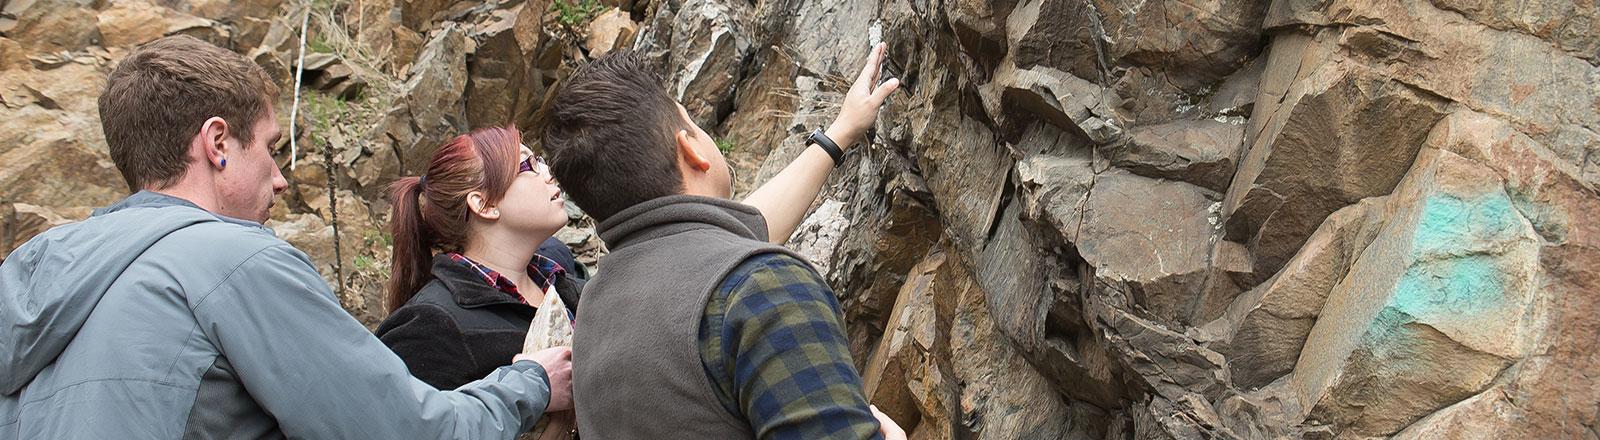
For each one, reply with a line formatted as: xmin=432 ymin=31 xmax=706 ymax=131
xmin=384 ymin=126 xmax=522 ymax=313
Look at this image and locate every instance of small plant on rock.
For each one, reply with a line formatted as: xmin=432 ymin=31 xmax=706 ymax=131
xmin=716 ymin=138 xmax=736 ymax=155
xmin=352 ymin=254 xmax=375 ymax=271
xmin=551 ymin=0 xmax=603 ymax=28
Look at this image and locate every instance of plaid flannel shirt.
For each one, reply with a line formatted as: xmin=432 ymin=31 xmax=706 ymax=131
xmin=698 ymin=253 xmax=882 ymax=440
xmin=446 ymin=252 xmax=564 ymax=305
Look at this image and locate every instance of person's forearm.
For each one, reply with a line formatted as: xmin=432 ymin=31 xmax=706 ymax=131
xmin=744 ymin=42 xmax=897 ymax=244
xmin=200 ymin=246 xmax=549 ymax=439
xmin=742 ymin=126 xmax=855 ymax=244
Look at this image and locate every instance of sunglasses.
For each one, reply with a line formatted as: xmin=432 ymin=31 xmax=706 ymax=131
xmin=519 ymin=156 xmax=550 ymax=176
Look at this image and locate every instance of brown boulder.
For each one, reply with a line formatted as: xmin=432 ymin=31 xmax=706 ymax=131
xmin=1077 ymin=171 xmax=1225 ymax=326
xmin=378 ymin=23 xmax=469 ymax=175
xmin=1266 ymin=0 xmax=1600 ymax=185
xmin=1208 ymin=196 xmax=1387 ymax=390
xmin=1415 ymin=111 xmax=1600 ymax=439
xmin=945 ymin=0 xmax=1013 ymax=72
xmin=1222 ymin=30 xmax=1449 ymax=282
xmin=1095 ymin=300 xmax=1229 ymax=403
xmin=97 ymin=2 xmax=172 ymax=48
xmin=1389 ymin=386 xmax=1519 ymax=439
xmin=399 ymin=0 xmax=454 ymax=32
xmin=981 ymin=61 xmax=1122 ymax=143
xmin=0 ymin=135 xmax=125 ymax=209
xmin=860 ymin=250 xmax=956 ymax=439
xmin=950 ymin=251 xmax=1104 ymax=439
xmin=187 ymin=0 xmax=284 ymax=22
xmin=0 ymin=37 xmax=27 ymax=70
xmin=1380 ymin=0 xmax=1598 ymax=63
xmin=770 ymin=0 xmax=878 ymax=75
xmin=662 ymin=0 xmax=751 ymax=127
xmin=1110 ymin=119 xmax=1244 ymax=193
xmin=353 ymin=0 xmax=397 ymax=62
xmin=907 ymin=52 xmax=1012 ymax=255
xmin=715 ymin=46 xmax=800 ymax=195
xmin=974 ymin=199 xmax=1129 ymax=410
xmin=2 ymin=1 xmax=100 ymax=52
xmin=1013 ymin=0 xmax=1270 ymax=92
xmin=1014 ymin=122 xmax=1233 ymax=328
xmin=1290 ymin=147 xmax=1541 ymax=436
xmin=584 ymin=7 xmax=636 ymax=58
xmin=464 ymin=4 xmax=550 ymax=130
xmin=389 ymin=25 xmax=426 ymax=75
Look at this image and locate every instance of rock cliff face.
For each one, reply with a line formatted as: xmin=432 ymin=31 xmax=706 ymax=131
xmin=3 ymin=0 xmax=1597 ymax=437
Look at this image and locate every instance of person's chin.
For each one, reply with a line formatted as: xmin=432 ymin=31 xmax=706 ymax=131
xmin=544 ymin=215 xmax=569 ymax=233
xmin=254 ymin=201 xmax=275 ymax=223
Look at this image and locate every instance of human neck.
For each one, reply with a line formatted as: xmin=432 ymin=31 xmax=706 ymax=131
xmin=462 ymin=228 xmax=550 ymax=302
xmin=148 ymin=176 xmax=220 ymax=214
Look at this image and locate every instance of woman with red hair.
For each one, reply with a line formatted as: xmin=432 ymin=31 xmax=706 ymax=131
xmin=375 ymin=126 xmax=579 ymax=397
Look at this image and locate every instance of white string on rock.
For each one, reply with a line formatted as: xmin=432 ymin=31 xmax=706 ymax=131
xmin=287 ymin=1 xmax=311 ymax=170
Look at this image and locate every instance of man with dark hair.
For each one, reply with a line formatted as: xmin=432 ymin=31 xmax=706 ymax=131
xmin=543 ymin=44 xmax=902 ymax=439
xmin=1 ymin=35 xmax=572 ymax=439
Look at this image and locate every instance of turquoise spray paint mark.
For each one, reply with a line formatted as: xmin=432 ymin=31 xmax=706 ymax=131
xmin=1390 ymin=255 xmax=1507 ymax=318
xmin=1362 ymin=188 xmax=1525 ymax=368
xmin=1411 ymin=193 xmax=1521 ymax=257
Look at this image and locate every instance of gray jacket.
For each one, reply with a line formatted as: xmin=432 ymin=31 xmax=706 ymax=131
xmin=0 ymin=192 xmax=550 ymax=439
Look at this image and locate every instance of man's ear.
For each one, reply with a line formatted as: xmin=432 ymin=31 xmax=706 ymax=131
xmin=198 ymin=117 xmax=230 ymax=169
xmin=466 ymin=191 xmax=501 ymax=221
xmin=676 ymin=129 xmax=712 ymax=173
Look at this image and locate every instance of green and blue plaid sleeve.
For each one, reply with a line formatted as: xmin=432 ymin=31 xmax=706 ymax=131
xmin=699 ymin=253 xmax=883 ymax=440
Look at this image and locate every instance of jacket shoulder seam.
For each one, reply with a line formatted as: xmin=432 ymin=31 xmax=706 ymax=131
xmin=188 ymin=244 xmax=300 ymax=310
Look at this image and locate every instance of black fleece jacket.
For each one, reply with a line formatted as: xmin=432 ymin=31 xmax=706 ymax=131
xmin=376 ymin=254 xmax=583 ymax=390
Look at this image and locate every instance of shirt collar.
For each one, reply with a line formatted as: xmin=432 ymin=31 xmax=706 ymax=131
xmin=95 ymin=190 xmax=265 ymax=229
xmin=446 ymin=252 xmax=566 ymax=304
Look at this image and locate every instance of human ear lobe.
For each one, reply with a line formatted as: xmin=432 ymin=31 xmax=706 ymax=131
xmin=199 ymin=117 xmax=230 ymax=169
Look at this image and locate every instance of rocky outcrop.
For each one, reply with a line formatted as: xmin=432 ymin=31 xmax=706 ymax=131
xmin=635 ymin=0 xmax=751 ymax=127
xmin=696 ymin=0 xmax=1599 ymax=437
xmin=4 ymin=0 xmax=1598 ymax=436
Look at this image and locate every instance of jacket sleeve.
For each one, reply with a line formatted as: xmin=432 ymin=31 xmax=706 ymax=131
xmin=191 ymin=244 xmax=549 ymax=439
xmin=377 ymin=303 xmax=480 ymax=390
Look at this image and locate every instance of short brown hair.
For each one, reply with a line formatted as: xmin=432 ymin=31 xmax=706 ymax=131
xmin=540 ymin=50 xmax=685 ymax=222
xmin=98 ymin=35 xmax=279 ymax=191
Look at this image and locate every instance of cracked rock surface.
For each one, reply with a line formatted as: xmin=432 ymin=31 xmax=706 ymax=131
xmin=2 ymin=0 xmax=1598 ymax=437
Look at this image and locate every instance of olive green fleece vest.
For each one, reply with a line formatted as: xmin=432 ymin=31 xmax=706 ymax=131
xmin=572 ymin=195 xmax=811 ymax=439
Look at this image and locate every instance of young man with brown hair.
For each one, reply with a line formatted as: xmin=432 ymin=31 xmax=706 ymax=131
xmin=543 ymin=45 xmax=902 ymax=439
xmin=0 ymin=35 xmax=572 ymax=439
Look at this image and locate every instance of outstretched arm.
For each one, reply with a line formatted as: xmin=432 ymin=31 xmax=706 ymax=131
xmin=743 ymin=43 xmax=901 ymax=244
xmin=194 ymin=245 xmax=553 ymax=439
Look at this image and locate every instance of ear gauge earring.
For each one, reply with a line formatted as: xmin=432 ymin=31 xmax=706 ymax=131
xmin=220 ymin=157 xmax=227 ymax=168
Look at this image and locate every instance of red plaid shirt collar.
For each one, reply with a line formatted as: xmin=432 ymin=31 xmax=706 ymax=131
xmin=446 ymin=252 xmax=566 ymax=305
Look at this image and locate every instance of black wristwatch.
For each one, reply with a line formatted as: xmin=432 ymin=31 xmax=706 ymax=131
xmin=806 ymin=128 xmax=845 ymax=168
